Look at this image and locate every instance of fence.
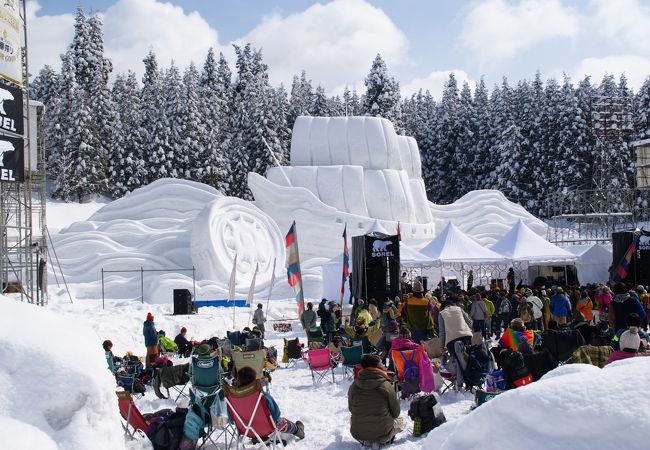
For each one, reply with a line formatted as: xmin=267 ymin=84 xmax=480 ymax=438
xmin=100 ymin=266 xmax=196 ymax=309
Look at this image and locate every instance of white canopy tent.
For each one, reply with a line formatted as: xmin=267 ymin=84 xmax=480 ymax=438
xmin=564 ymin=244 xmax=613 ymax=285
xmin=490 ymin=219 xmax=577 ymax=285
xmin=418 ymin=222 xmax=509 ymax=290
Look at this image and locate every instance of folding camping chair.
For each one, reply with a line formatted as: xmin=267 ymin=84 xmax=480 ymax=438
xmin=116 ymin=390 xmax=150 ymax=440
xmin=233 ymin=349 xmax=269 ymax=391
xmin=282 ymin=338 xmax=305 ymax=368
xmin=245 ymin=338 xmax=264 ymax=351
xmin=390 ymin=348 xmax=422 ymax=399
xmin=218 ymin=338 xmax=233 ymax=357
xmin=228 ymin=331 xmax=243 ymax=348
xmin=340 ymin=344 xmax=363 ymax=378
xmin=307 ymin=348 xmax=336 ymax=385
xmin=307 ymin=327 xmax=325 ymax=349
xmin=223 ymin=380 xmax=286 ymax=449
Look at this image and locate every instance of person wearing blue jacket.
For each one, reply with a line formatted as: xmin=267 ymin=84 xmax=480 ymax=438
xmin=550 ymin=288 xmax=571 ymax=325
xmin=143 ymin=312 xmax=159 ymax=367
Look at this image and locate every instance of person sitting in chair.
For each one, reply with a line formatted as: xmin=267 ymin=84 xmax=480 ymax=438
xmin=174 ymin=327 xmax=193 ymax=357
xmin=235 ymin=366 xmax=305 ymax=440
xmin=348 ymin=354 xmax=405 ymax=446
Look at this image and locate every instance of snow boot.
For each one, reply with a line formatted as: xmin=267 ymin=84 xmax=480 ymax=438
xmin=295 ymin=421 xmax=305 ymax=440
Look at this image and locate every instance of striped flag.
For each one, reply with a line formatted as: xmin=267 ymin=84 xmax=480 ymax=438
xmin=341 ymin=224 xmax=350 ymax=305
xmin=612 ymin=237 xmax=637 ymax=283
xmin=285 ymin=221 xmax=305 ymax=316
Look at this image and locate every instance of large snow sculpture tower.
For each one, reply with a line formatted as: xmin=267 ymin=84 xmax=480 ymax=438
xmin=248 ymin=116 xmax=436 ymax=260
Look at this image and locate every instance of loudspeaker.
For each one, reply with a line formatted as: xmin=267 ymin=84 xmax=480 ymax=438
xmin=173 ymin=288 xmax=193 ymax=315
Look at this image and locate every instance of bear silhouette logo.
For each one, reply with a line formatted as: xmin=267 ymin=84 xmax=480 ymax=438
xmin=372 ymin=240 xmax=392 ymax=252
xmin=0 ymin=86 xmax=14 ymax=116
xmin=0 ymin=139 xmax=15 ymax=167
xmin=639 ymin=235 xmax=650 ymax=247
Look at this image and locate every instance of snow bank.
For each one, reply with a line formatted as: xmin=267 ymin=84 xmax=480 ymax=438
xmin=423 ymin=357 xmax=650 ymax=449
xmin=0 ymin=297 xmax=124 ymax=450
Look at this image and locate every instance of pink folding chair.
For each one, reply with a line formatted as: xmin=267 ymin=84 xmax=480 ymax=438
xmin=223 ymin=381 xmax=285 ymax=449
xmin=116 ymin=390 xmax=150 ymax=439
xmin=307 ymin=348 xmax=335 ymax=385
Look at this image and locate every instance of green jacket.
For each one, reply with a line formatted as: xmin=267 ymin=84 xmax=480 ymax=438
xmin=159 ymin=335 xmax=178 ymax=352
xmin=348 ymin=368 xmax=400 ymax=443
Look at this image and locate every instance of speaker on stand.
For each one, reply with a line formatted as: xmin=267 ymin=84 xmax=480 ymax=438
xmin=173 ymin=288 xmax=195 ymax=315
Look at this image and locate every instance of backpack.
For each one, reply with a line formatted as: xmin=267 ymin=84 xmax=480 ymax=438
xmin=148 ymin=410 xmax=188 ymax=450
xmin=399 ymin=352 xmax=420 ymax=397
xmin=182 ymin=404 xmax=204 ymax=442
xmin=463 ymin=345 xmax=492 ymax=387
xmin=501 ymin=350 xmax=531 ymax=388
xmin=519 ymin=302 xmax=533 ymax=323
xmin=408 ymin=394 xmax=446 ymax=436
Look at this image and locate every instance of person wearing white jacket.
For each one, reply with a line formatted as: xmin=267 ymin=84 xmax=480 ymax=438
xmin=525 ymin=289 xmax=544 ymax=330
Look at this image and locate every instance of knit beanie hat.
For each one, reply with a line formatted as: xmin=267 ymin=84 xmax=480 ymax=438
xmin=198 ymin=343 xmax=211 ymax=356
xmin=620 ymin=327 xmax=641 ymax=352
xmin=146 ymin=312 xmax=154 ymax=321
xmin=412 ymin=280 xmax=424 ymax=293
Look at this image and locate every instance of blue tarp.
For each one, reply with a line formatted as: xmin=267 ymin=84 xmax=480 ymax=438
xmin=195 ymin=299 xmax=249 ymax=308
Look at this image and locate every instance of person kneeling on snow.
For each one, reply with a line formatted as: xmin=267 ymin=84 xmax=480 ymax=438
xmin=348 ymin=354 xmax=405 ymax=446
xmin=235 ymin=366 xmax=305 ymax=440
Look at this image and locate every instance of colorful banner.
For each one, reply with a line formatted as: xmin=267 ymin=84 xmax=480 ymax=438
xmin=341 ymin=224 xmax=349 ymax=305
xmin=0 ymin=1 xmax=22 ymax=86
xmin=285 ymin=221 xmax=305 ymax=316
xmin=611 ymin=237 xmax=637 ymax=283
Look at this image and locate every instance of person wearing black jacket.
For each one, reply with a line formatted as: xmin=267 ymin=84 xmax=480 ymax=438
xmin=317 ymin=298 xmax=328 ymax=332
xmin=174 ymin=327 xmax=193 ymax=357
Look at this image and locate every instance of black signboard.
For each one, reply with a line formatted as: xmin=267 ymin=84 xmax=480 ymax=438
xmin=351 ymin=232 xmax=400 ymax=311
xmin=0 ymin=81 xmax=23 ymax=135
xmin=0 ymin=135 xmax=23 ymax=182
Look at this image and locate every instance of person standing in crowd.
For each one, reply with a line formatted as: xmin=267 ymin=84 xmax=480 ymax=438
xmin=174 ymin=327 xmax=193 ymax=357
xmin=494 ymin=290 xmax=511 ymax=334
xmin=576 ymin=291 xmax=594 ymax=324
xmin=507 ymin=268 xmax=515 ymax=293
xmin=467 ymin=270 xmax=474 ymax=290
xmin=484 ymin=294 xmax=495 ymax=338
xmin=637 ymin=286 xmax=650 ymax=330
xmin=605 ymin=326 xmax=642 ymax=366
xmin=252 ymin=303 xmax=267 ymax=338
xmin=438 ymin=299 xmax=473 ymax=389
xmin=525 ymin=288 xmax=544 ymax=330
xmin=468 ymin=289 xmax=487 ymax=338
xmin=300 ymin=302 xmax=318 ymax=331
xmin=540 ymin=289 xmax=551 ymax=329
xmin=402 ymin=280 xmax=434 ymax=343
xmin=595 ymin=284 xmax=612 ymax=322
xmin=609 ymin=283 xmax=647 ymax=333
xmin=550 ymin=287 xmax=571 ymax=325
xmin=143 ymin=312 xmax=158 ymax=367
xmin=348 ymin=354 xmax=405 ymax=447
xmin=317 ymin=298 xmax=328 ymax=332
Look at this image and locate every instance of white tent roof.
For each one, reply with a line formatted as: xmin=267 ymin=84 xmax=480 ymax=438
xmin=490 ymin=219 xmax=577 ymax=263
xmin=363 ymin=219 xmax=392 ymax=236
xmin=564 ymin=244 xmax=612 ymax=284
xmin=322 ymin=241 xmax=434 ymax=270
xmin=419 ymin=222 xmax=507 ymax=264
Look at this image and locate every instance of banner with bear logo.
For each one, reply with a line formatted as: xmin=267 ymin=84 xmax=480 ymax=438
xmin=0 ymin=81 xmax=22 ymax=135
xmin=0 ymin=134 xmax=23 ymax=181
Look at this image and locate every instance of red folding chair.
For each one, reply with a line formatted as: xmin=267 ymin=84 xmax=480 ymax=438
xmin=116 ymin=390 xmax=150 ymax=439
xmin=307 ymin=348 xmax=335 ymax=385
xmin=223 ymin=381 xmax=285 ymax=449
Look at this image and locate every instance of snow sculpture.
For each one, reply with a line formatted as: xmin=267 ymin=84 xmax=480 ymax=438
xmin=249 ymin=116 xmax=437 ymax=259
xmin=190 ymin=196 xmax=285 ymax=288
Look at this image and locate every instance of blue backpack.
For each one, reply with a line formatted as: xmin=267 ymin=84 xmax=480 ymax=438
xmin=399 ymin=352 xmax=420 ymax=396
xmin=183 ymin=406 xmax=204 ymax=442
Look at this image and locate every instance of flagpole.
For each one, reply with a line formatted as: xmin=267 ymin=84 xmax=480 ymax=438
xmin=229 ymin=254 xmax=237 ymax=329
xmin=247 ymin=263 xmax=259 ymax=327
xmin=265 ymin=258 xmax=277 ymax=316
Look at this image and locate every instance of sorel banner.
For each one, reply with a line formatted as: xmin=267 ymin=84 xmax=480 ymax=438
xmin=0 ymin=1 xmax=22 ymax=87
xmin=0 ymin=82 xmax=23 ymax=135
xmin=0 ymin=135 xmax=23 ymax=182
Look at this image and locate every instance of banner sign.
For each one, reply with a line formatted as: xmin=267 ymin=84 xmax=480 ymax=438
xmin=0 ymin=134 xmax=23 ymax=182
xmin=0 ymin=1 xmax=22 ymax=87
xmin=0 ymin=81 xmax=22 ymax=135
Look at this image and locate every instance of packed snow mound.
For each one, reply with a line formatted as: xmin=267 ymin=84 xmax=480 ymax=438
xmin=428 ymin=190 xmax=547 ymax=245
xmin=423 ymin=357 xmax=650 ymax=450
xmin=0 ymin=297 xmax=124 ymax=450
xmin=190 ymin=196 xmax=285 ymax=288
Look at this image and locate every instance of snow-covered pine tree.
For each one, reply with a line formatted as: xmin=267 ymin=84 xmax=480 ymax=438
xmin=311 ymin=85 xmax=330 ymax=116
xmin=405 ymin=90 xmax=436 ymax=196
xmin=110 ymin=71 xmax=144 ymax=198
xmin=139 ymin=51 xmax=167 ymax=183
xmin=537 ymin=77 xmax=563 ymax=206
xmin=575 ymin=76 xmax=597 ymax=189
xmin=30 ymin=65 xmax=58 ymax=107
xmin=273 ymin=84 xmax=291 ymax=163
xmin=327 ymin=95 xmax=344 ymax=116
xmin=453 ymin=81 xmax=478 ymax=195
xmin=635 ymin=76 xmax=650 ymax=140
xmin=288 ymin=70 xmax=313 ymax=129
xmin=511 ymin=79 xmax=537 ymax=210
xmin=472 ymin=78 xmax=492 ymax=187
xmin=180 ymin=63 xmax=204 ymax=180
xmin=198 ymin=48 xmax=230 ymax=193
xmin=163 ymin=63 xmax=185 ymax=178
xmin=362 ymin=54 xmax=402 ymax=129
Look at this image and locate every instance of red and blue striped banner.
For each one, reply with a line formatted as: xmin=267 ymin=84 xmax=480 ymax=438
xmin=612 ymin=236 xmax=637 ymax=283
xmin=341 ymin=224 xmax=350 ymax=305
xmin=285 ymin=221 xmax=305 ymax=316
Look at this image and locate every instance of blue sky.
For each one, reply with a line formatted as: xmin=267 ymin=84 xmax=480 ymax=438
xmin=28 ymin=0 xmax=650 ymax=97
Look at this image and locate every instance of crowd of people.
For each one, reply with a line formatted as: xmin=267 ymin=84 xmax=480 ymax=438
xmin=104 ymin=275 xmax=650 ymax=448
